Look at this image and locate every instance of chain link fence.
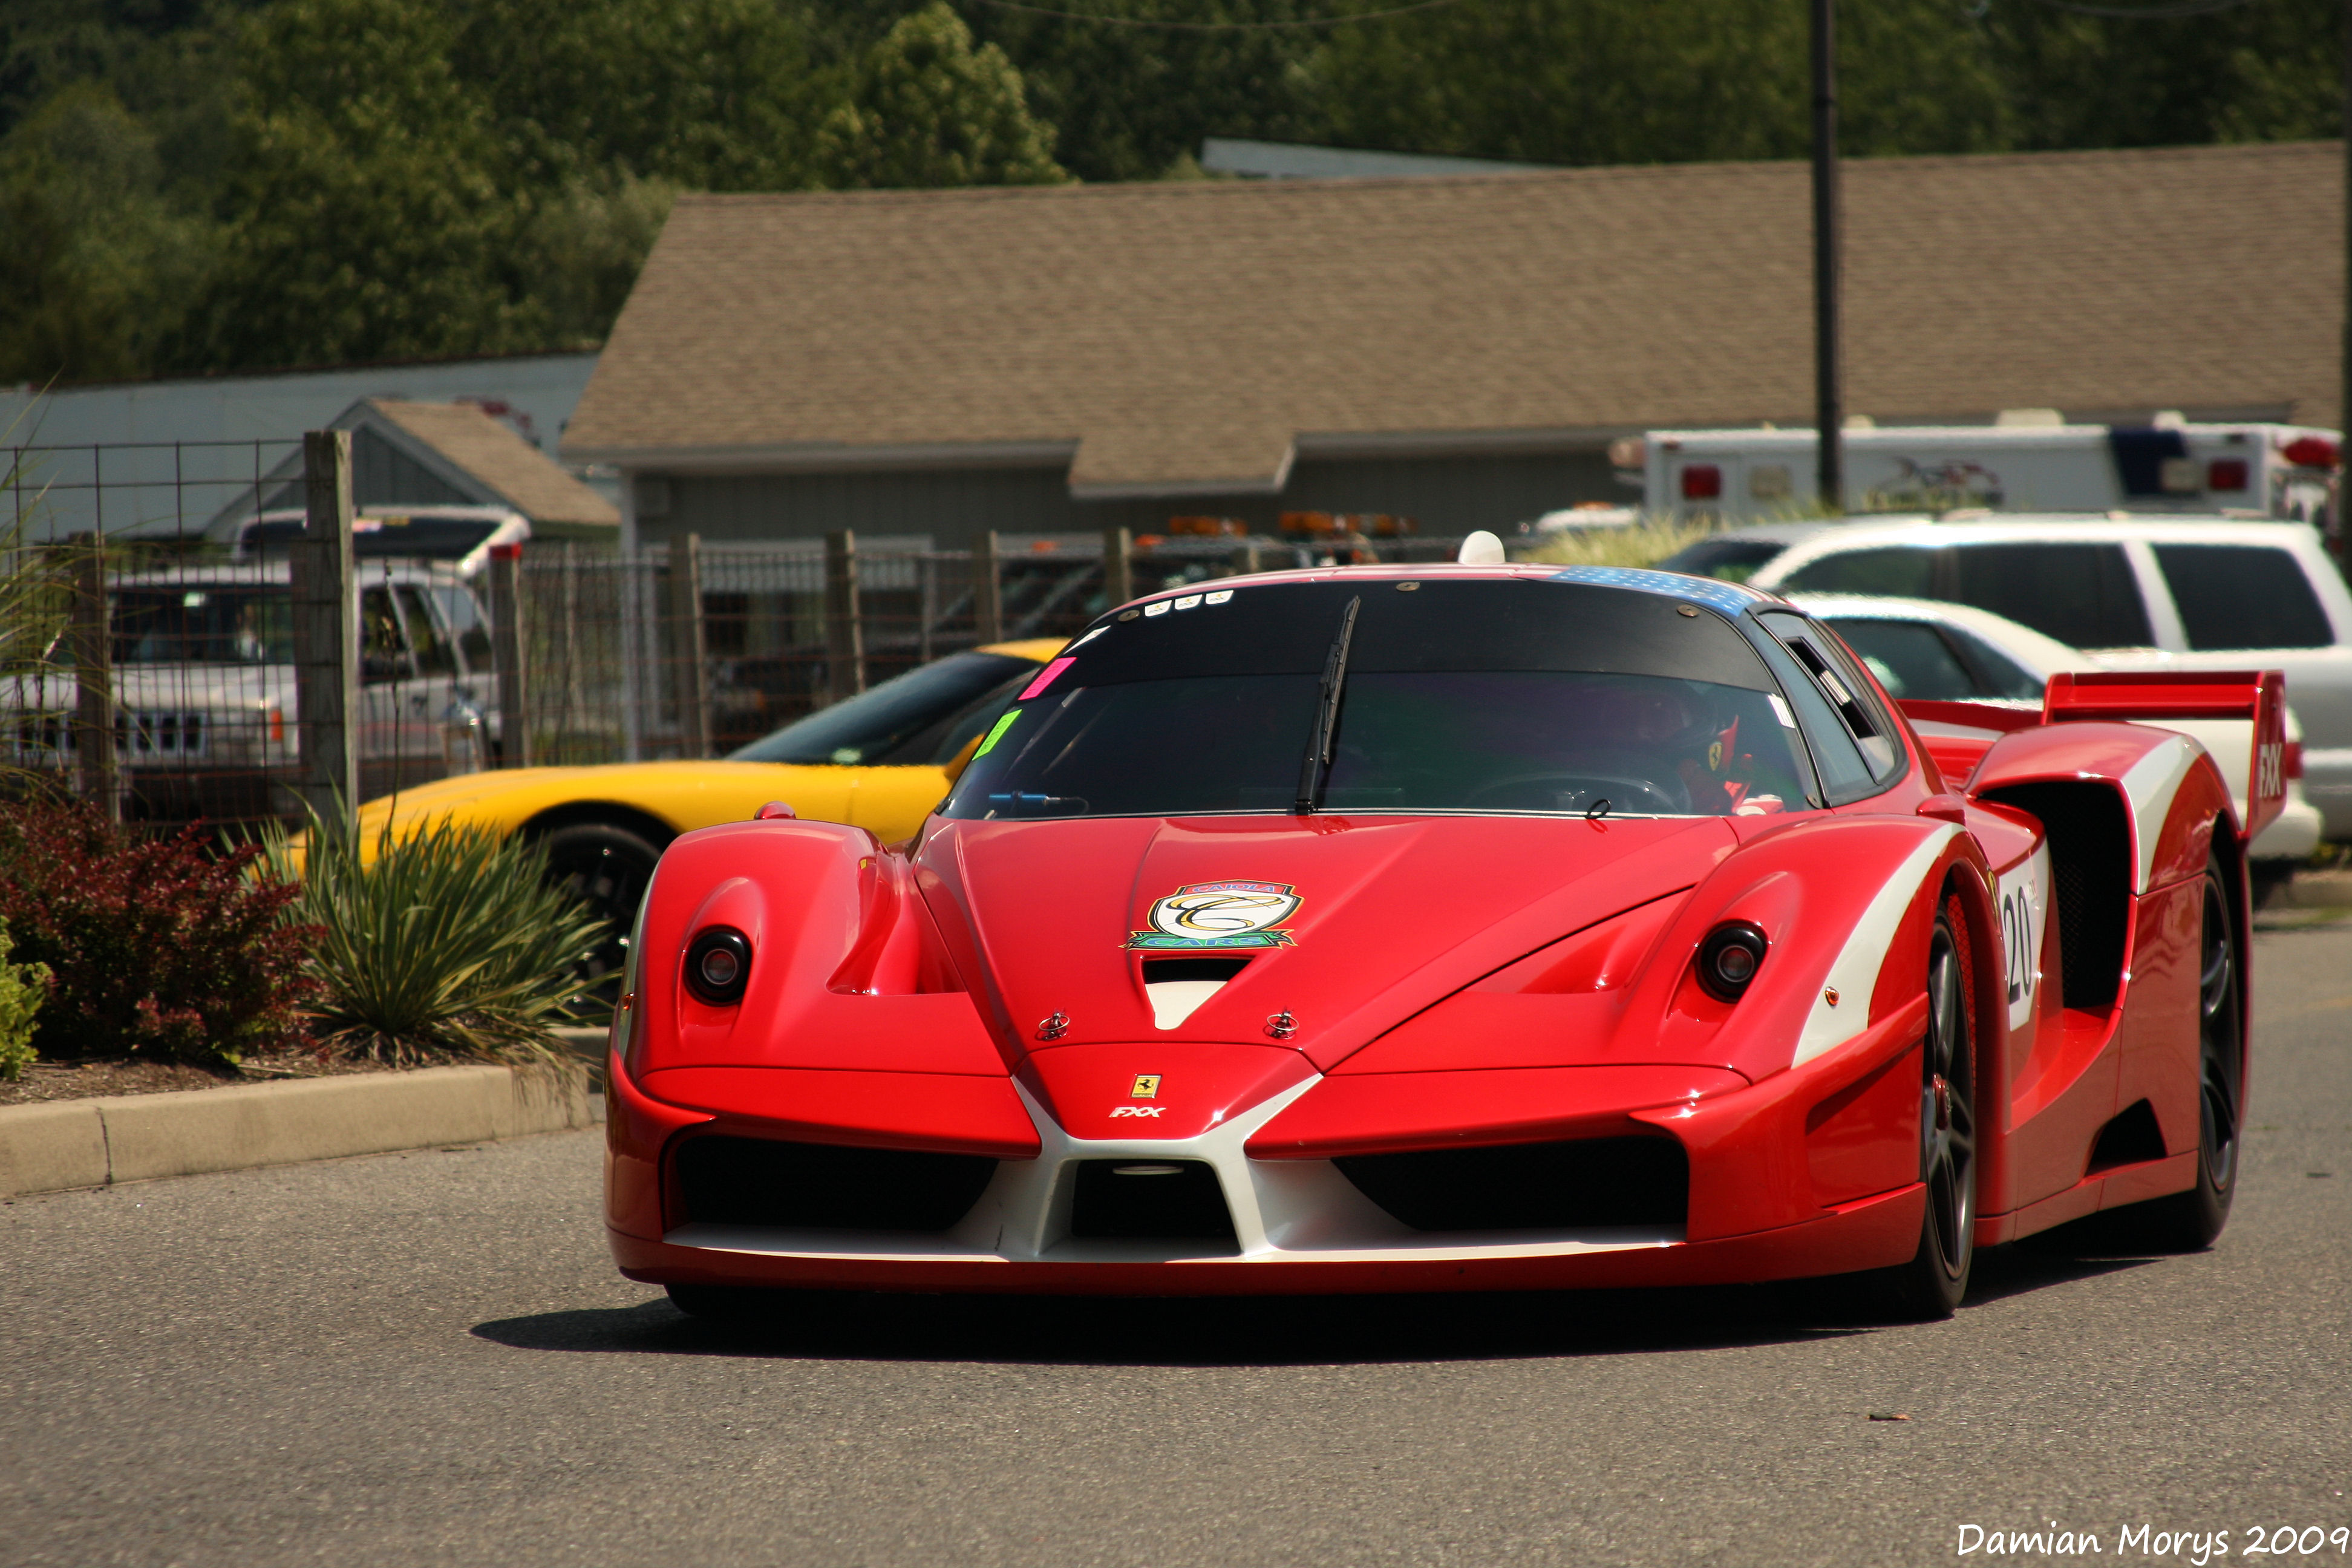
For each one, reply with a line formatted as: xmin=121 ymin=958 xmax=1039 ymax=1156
xmin=7 ymin=437 xmax=1483 ymax=822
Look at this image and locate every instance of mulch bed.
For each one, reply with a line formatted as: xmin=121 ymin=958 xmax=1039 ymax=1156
xmin=0 ymin=1050 xmax=400 ymax=1108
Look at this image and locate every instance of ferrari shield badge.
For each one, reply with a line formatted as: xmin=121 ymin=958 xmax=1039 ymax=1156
xmin=1125 ymin=881 xmax=1302 ymax=950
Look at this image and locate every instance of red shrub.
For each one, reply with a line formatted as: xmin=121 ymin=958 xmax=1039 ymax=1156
xmin=0 ymin=798 xmax=316 ymax=1065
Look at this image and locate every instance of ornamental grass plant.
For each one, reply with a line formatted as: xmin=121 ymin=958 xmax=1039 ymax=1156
xmin=268 ymin=813 xmax=606 ymax=1067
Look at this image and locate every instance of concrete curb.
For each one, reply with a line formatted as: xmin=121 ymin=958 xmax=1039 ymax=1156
xmin=0 ymin=1062 xmax=595 ymax=1200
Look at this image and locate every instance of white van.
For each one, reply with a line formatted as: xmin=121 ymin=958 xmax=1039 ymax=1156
xmin=1747 ymin=517 xmax=2352 ymax=839
xmin=1633 ymin=421 xmax=2338 ymax=525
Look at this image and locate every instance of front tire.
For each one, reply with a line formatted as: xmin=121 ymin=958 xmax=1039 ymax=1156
xmin=1867 ymin=896 xmax=1979 ymax=1321
xmin=536 ymin=822 xmax=664 ymax=1005
xmin=665 ymin=1283 xmax=771 ymax=1321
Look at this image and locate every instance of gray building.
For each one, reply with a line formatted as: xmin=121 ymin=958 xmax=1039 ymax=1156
xmin=561 ymin=142 xmax=2342 ymax=552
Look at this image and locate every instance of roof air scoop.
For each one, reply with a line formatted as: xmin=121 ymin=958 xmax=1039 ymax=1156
xmin=1142 ymin=957 xmax=1252 ymax=1030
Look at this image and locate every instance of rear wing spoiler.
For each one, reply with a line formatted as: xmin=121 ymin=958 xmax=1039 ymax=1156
xmin=1898 ymin=669 xmax=2287 ymax=842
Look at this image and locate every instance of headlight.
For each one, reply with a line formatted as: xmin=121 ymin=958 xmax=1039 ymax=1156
xmin=684 ymin=926 xmax=752 ymax=1007
xmin=1694 ymin=921 xmax=1768 ymax=1002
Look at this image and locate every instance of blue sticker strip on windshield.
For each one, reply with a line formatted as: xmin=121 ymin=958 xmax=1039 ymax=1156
xmin=973 ymin=708 xmax=1022 ymax=759
xmin=1546 ymin=564 xmax=1769 ymax=618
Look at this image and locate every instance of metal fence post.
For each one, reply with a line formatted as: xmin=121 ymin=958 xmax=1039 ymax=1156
xmin=488 ymin=543 xmax=531 ymax=768
xmin=825 ymin=530 xmax=864 ymax=705
xmin=290 ymin=430 xmax=358 ymax=830
xmin=1229 ymin=541 xmax=1261 ymax=578
xmin=1102 ymin=526 xmax=1134 ymax=609
xmin=67 ymin=535 xmax=119 ymax=822
xmin=972 ymin=530 xmax=1002 ymax=645
xmin=669 ymin=532 xmax=711 ymax=757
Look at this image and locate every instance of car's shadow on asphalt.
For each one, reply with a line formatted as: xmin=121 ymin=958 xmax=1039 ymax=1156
xmin=472 ymin=1245 xmax=2157 ymax=1367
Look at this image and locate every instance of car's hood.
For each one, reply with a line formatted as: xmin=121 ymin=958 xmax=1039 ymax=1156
xmin=915 ymin=812 xmax=1739 ymax=1074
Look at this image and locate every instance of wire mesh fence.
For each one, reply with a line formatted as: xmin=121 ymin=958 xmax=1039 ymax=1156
xmin=6 ymin=437 xmax=1483 ymax=825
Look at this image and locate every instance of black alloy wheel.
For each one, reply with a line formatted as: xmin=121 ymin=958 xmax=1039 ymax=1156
xmin=2142 ymin=858 xmax=2243 ymax=1250
xmin=1870 ymin=898 xmax=1978 ymax=1321
xmin=536 ymin=822 xmax=664 ymax=1010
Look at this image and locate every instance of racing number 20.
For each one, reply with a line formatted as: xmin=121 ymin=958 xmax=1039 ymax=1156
xmin=1999 ymin=881 xmax=2035 ymax=1019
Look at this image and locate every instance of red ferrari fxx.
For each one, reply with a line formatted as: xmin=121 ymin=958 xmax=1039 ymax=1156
xmin=606 ymin=563 xmax=2284 ymax=1319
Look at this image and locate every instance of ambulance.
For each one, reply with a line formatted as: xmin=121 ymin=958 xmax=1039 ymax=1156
xmin=1629 ymin=414 xmax=2339 ymax=525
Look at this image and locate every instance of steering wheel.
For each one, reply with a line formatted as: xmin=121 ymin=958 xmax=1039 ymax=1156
xmin=1459 ymin=770 xmax=1689 ymax=814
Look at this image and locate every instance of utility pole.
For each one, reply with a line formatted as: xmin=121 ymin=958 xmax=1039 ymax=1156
xmin=2339 ymin=0 xmax=2350 ymax=561
xmin=1812 ymin=0 xmax=1843 ymax=514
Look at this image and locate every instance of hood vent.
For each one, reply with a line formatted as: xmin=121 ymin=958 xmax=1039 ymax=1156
xmin=1142 ymin=956 xmax=1251 ymax=1031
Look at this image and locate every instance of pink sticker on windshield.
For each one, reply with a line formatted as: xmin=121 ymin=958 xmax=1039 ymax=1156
xmin=1018 ymin=657 xmax=1076 ymax=701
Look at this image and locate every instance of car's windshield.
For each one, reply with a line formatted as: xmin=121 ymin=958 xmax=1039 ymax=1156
xmin=730 ymin=650 xmax=1043 ymax=766
xmin=110 ymin=587 xmax=294 ymax=665
xmin=942 ymin=580 xmax=1816 ymax=820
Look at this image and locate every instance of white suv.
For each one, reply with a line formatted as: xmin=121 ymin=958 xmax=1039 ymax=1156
xmin=4 ymin=561 xmax=497 ymax=824
xmin=1749 ymin=517 xmax=2352 ymax=838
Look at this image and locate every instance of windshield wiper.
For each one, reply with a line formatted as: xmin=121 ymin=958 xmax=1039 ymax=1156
xmin=1294 ymin=595 xmax=1361 ymax=814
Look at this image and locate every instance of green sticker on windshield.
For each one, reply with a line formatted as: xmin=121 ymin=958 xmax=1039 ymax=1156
xmin=973 ymin=708 xmax=1022 ymax=759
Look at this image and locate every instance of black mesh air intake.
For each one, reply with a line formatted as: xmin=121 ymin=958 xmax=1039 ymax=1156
xmin=672 ymin=1135 xmax=996 ymax=1232
xmin=1336 ymin=1136 xmax=1688 ymax=1232
xmin=1070 ymin=1160 xmax=1238 ymax=1252
xmin=1979 ymin=780 xmax=2131 ymax=1010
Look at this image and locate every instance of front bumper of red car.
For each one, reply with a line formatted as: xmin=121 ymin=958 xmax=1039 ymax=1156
xmin=606 ymin=996 xmax=1934 ymax=1298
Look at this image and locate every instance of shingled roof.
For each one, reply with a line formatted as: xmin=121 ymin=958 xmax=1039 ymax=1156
xmin=563 ymin=141 xmax=2342 ymax=496
xmin=365 ymin=400 xmax=619 ymax=527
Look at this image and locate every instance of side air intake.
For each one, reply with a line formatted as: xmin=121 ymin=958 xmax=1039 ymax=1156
xmin=671 ymin=1135 xmax=996 ymax=1232
xmin=1336 ymin=1136 xmax=1688 ymax=1232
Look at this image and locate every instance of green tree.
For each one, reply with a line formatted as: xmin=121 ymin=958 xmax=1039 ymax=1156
xmin=956 ymin=0 xmax=1322 ymax=183
xmin=1302 ymin=0 xmax=2009 ymax=168
xmin=0 ymin=81 xmax=214 ymax=382
xmin=178 ymin=0 xmax=538 ymax=371
xmin=522 ymin=172 xmax=679 ymax=348
xmin=1981 ymin=0 xmax=2340 ymax=151
xmin=816 ymin=2 xmax=1070 ymax=188
xmin=452 ymin=0 xmax=826 ymax=191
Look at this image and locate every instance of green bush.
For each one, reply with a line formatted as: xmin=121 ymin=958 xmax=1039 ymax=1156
xmin=270 ymin=816 xmax=606 ymax=1066
xmin=1523 ymin=514 xmax=1723 ymax=570
xmin=0 ymin=797 xmax=313 ymax=1067
xmin=0 ymin=917 xmax=51 ymax=1082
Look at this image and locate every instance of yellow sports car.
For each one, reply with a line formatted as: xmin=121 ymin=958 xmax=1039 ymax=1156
xmin=356 ymin=638 xmax=1062 ymax=990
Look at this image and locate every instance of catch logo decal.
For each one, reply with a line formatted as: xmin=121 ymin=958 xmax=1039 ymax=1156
xmin=1125 ymin=881 xmax=1301 ymax=950
xmin=1130 ymin=1073 xmax=1161 ymax=1099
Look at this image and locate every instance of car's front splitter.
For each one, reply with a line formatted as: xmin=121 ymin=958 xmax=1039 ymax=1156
xmin=610 ymin=1060 xmax=1932 ymax=1296
xmin=611 ymin=1183 xmax=1922 ymax=1296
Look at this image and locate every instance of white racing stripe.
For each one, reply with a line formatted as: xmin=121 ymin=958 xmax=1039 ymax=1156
xmin=2118 ymin=733 xmax=2199 ymax=892
xmin=1791 ymin=825 xmax=1959 ymax=1068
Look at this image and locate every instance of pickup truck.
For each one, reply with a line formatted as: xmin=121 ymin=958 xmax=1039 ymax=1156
xmin=4 ymin=561 xmax=497 ymax=825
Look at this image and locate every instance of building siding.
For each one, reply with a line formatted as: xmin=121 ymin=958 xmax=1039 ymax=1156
xmin=645 ymin=448 xmax=1620 ymax=547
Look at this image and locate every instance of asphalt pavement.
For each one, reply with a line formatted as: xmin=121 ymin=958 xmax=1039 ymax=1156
xmin=4 ymin=918 xmax=2348 ymax=1567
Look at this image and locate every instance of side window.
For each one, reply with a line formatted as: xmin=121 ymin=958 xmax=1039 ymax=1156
xmin=1949 ymin=543 xmax=2152 ymax=649
xmin=1779 ymin=546 xmax=1939 ymax=597
xmin=1754 ymin=613 xmax=1890 ymax=803
xmin=431 ymin=585 xmax=495 ymax=673
xmin=2152 ymin=544 xmax=2334 ymax=650
xmin=396 ymin=586 xmax=457 ymax=677
xmin=1820 ymin=618 xmax=1976 ymax=702
xmin=359 ymin=586 xmax=411 ymax=685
